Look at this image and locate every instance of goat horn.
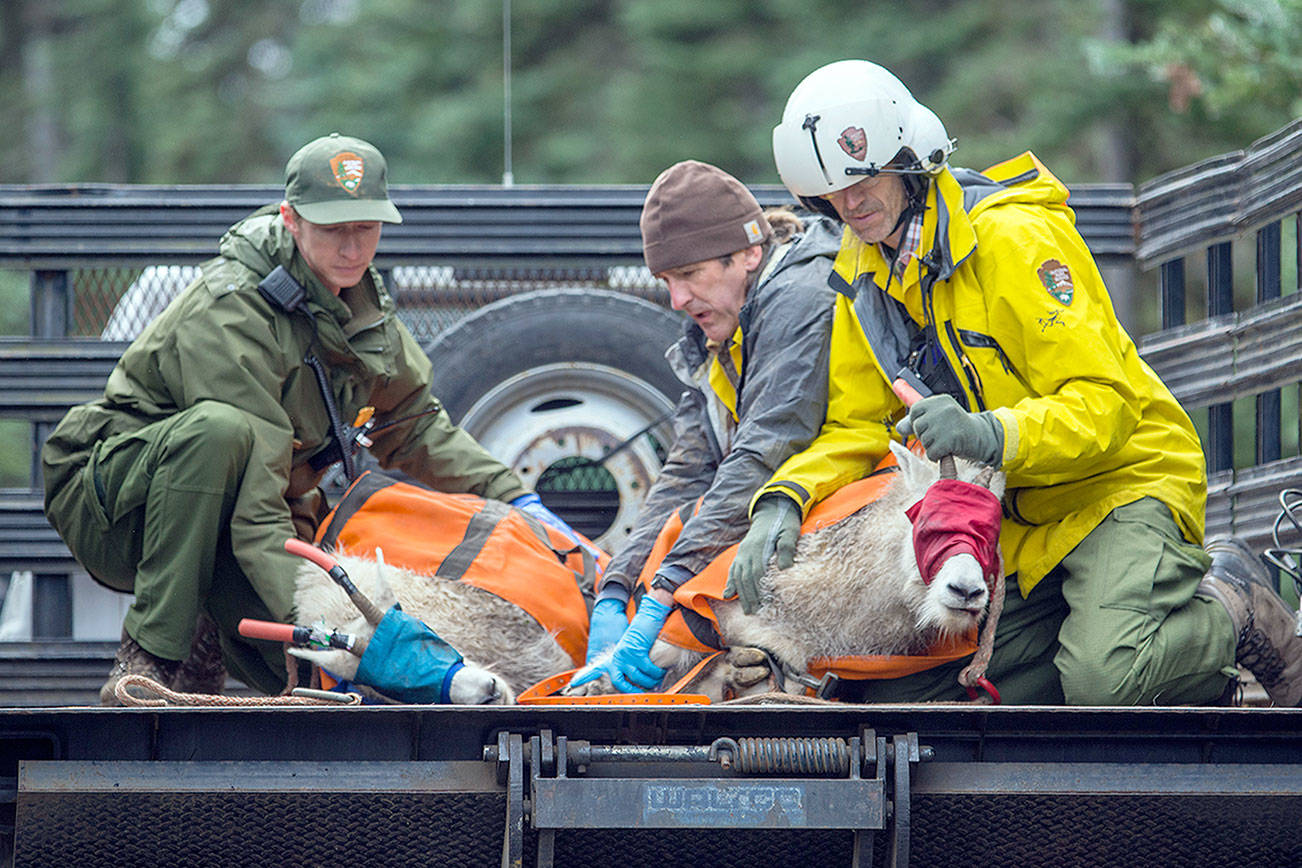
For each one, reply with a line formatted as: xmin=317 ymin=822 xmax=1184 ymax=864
xmin=939 ymin=454 xmax=957 ymax=479
xmin=975 ymin=466 xmax=994 ymax=487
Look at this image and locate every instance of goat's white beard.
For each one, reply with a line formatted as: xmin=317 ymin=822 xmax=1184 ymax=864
xmin=914 ymin=552 xmax=988 ymax=637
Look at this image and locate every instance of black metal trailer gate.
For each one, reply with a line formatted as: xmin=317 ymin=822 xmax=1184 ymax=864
xmin=4 ymin=703 xmax=1300 ymax=867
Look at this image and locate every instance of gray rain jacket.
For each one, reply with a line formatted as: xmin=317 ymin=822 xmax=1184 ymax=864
xmin=597 ymin=216 xmax=841 ymax=604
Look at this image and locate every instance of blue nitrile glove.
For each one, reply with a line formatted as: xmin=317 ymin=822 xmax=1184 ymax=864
xmin=896 ymin=394 xmax=1004 ymax=466
xmin=569 ymin=595 xmax=672 ymax=692
xmin=512 ymin=493 xmax=605 ymax=570
xmin=726 ymin=494 xmax=801 ymax=615
xmin=586 ymin=597 xmax=630 ymax=665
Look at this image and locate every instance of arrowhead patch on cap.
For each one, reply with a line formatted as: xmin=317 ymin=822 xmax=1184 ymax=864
xmin=329 ymin=151 xmax=365 ymax=196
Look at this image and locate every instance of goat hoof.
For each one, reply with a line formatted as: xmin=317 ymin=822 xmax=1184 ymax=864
xmin=562 ymin=674 xmax=615 ymax=697
xmin=725 ymin=646 xmax=772 ymax=688
xmin=449 ymin=667 xmax=513 ymax=705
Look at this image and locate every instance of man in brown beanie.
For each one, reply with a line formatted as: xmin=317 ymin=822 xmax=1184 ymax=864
xmin=572 ymin=160 xmax=840 ymax=693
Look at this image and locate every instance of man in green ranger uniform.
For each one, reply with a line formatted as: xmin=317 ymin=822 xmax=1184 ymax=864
xmin=42 ymin=134 xmax=582 ymax=704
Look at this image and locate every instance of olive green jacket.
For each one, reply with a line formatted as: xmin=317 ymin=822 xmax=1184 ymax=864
xmin=43 ymin=206 xmax=525 ymax=619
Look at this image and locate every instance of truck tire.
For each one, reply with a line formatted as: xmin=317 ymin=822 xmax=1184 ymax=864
xmin=425 ymin=288 xmax=683 ymax=549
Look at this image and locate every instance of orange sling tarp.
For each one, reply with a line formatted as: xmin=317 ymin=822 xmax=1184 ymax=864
xmin=634 ymin=452 xmax=979 ymax=679
xmin=316 ymin=471 xmax=604 ymax=667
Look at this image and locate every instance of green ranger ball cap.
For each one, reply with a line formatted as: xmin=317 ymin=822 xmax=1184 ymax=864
xmin=284 ymin=133 xmax=403 ymax=225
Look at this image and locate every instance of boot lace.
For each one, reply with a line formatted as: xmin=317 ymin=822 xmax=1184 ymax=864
xmin=1237 ymin=617 xmax=1286 ymax=688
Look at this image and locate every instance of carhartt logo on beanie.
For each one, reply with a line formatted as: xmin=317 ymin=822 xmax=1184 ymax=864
xmin=640 ymin=160 xmax=771 ymax=274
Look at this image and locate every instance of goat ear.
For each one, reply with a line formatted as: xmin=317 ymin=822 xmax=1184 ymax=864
xmin=888 ymin=439 xmax=929 ymax=490
xmin=369 ymin=548 xmax=400 ymax=610
xmin=887 ymin=438 xmax=913 ymax=467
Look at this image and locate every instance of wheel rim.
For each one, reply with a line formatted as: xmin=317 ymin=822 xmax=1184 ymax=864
xmin=457 ymin=363 xmax=674 ymax=550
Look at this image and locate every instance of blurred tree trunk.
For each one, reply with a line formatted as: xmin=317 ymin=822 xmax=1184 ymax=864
xmin=19 ymin=0 xmax=62 ymax=182
xmin=1097 ymin=0 xmax=1136 ymax=183
xmin=1096 ymin=0 xmax=1140 ymax=331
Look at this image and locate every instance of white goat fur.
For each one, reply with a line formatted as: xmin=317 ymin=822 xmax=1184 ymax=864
xmin=601 ymin=441 xmax=1006 ymax=693
xmin=290 ymin=551 xmax=573 ymax=704
xmin=292 ymin=442 xmax=1004 ymax=703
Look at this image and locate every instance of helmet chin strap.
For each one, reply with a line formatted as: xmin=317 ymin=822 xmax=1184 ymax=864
xmin=883 ymin=174 xmax=929 ymax=248
xmin=879 ymin=174 xmax=932 ymax=283
xmin=880 ymin=148 xmax=931 ymax=242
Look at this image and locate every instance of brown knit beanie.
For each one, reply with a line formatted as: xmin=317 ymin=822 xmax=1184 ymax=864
xmin=640 ymin=160 xmax=772 ymax=274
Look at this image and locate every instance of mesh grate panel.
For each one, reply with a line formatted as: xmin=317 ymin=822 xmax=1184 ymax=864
xmin=909 ymin=794 xmax=1302 ymax=867
xmin=16 ymin=789 xmax=1302 ymax=867
xmin=16 ymin=792 xmax=505 ymax=868
xmin=535 ymin=457 xmax=621 ymax=541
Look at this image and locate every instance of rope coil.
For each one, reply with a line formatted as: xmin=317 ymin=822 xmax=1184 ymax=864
xmin=113 ymin=674 xmax=362 ymax=707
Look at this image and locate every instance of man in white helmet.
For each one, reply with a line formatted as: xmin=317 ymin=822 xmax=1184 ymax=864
xmin=727 ymin=59 xmax=1302 ymax=706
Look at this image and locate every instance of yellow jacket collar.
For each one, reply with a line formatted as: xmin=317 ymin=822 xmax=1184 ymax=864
xmin=830 ymin=152 xmax=1070 ymax=301
xmin=831 ymin=167 xmax=976 ymax=301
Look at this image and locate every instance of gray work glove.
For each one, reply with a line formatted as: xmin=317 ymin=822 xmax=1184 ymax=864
xmin=725 ymin=494 xmax=802 ymax=615
xmin=897 ymin=394 xmax=1004 ymax=466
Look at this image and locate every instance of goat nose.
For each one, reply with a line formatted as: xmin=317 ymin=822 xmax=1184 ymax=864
xmin=948 ymin=582 xmax=985 ymax=604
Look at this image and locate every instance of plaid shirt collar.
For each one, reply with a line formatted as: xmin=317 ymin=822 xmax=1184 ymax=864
xmin=882 ymin=211 xmax=924 ymax=282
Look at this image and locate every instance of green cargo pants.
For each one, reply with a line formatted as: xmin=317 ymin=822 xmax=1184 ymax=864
xmin=44 ymin=401 xmax=290 ymax=695
xmin=838 ymin=497 xmax=1236 ymax=705
xmin=1054 ymin=497 xmax=1236 ymax=706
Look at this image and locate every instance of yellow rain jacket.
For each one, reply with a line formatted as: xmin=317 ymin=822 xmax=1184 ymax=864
xmin=756 ymin=152 xmax=1207 ymax=596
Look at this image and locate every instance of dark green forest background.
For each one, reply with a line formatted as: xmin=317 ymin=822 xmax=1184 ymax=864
xmin=2 ymin=0 xmax=1301 ymax=187
xmin=0 ymin=0 xmax=1298 ymax=484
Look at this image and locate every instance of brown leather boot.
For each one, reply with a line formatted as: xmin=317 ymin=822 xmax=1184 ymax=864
xmin=170 ymin=612 xmax=228 ymax=696
xmin=100 ymin=630 xmax=180 ymax=706
xmin=1199 ymin=536 xmax=1302 ymax=707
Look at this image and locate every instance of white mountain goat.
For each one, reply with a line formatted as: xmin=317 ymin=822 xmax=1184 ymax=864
xmin=291 ymin=441 xmax=1003 ymax=703
xmin=572 ymin=440 xmax=1005 ymax=697
xmin=289 ymin=551 xmax=571 ymax=704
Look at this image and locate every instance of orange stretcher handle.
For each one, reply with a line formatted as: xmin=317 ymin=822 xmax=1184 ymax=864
xmin=892 ymin=377 xmax=924 ymax=408
xmin=285 ymin=538 xmax=338 ymax=572
xmin=238 ymin=618 xmax=298 ymax=643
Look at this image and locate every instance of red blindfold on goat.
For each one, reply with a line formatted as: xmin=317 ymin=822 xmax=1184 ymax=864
xmin=905 ymin=479 xmax=1003 ymax=586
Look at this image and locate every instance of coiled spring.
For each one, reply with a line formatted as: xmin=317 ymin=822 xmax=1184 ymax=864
xmin=710 ymin=736 xmax=850 ymax=775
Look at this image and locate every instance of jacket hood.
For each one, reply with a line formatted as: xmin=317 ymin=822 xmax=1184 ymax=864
xmin=218 ymin=205 xmax=293 ymax=278
xmin=764 ymin=213 xmax=844 ymax=278
xmin=960 ymin=151 xmax=1072 ymax=219
xmin=217 ymin=204 xmax=372 ymax=325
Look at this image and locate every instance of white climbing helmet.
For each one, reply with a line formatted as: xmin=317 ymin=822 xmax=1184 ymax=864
xmin=772 ymin=60 xmax=956 ymax=198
